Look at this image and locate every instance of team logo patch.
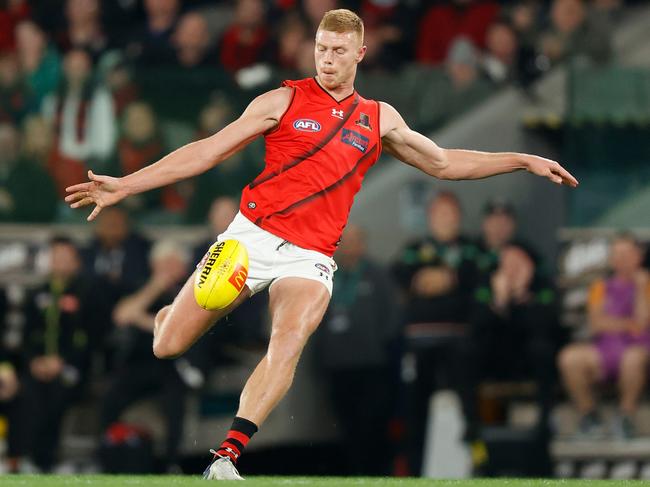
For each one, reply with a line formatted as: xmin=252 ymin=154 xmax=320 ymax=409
xmin=315 ymin=263 xmax=330 ymax=274
xmin=341 ymin=128 xmax=369 ymax=153
xmin=293 ymin=119 xmax=321 ymax=132
xmin=355 ymin=112 xmax=372 ymax=131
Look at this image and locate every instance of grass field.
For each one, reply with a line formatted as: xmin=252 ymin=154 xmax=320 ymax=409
xmin=0 ymin=477 xmax=649 ymax=486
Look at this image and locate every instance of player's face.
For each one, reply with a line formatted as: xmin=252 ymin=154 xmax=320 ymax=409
xmin=314 ymin=29 xmax=365 ymax=89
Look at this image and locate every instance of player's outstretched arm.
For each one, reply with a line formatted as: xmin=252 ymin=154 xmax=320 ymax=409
xmin=380 ymin=102 xmax=578 ymax=187
xmin=65 ymin=87 xmax=293 ymax=221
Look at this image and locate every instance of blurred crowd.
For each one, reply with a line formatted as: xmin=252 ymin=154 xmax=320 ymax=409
xmin=1 ymin=191 xmax=649 ymax=476
xmin=0 ymin=0 xmax=622 ymax=224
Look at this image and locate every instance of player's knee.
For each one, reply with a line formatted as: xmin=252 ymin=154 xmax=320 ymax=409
xmin=152 ymin=328 xmax=186 ymax=360
xmin=154 ymin=305 xmax=171 ymax=335
xmin=152 ymin=336 xmax=184 ymax=359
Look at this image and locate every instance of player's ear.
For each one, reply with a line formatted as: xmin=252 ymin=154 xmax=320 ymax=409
xmin=356 ymin=45 xmax=367 ymax=64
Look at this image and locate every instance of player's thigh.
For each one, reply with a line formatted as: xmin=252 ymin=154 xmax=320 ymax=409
xmin=267 ymin=277 xmax=330 ymax=355
xmin=154 ymin=270 xmax=251 ymax=357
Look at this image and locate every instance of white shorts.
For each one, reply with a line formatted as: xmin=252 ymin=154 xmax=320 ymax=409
xmin=214 ymin=212 xmax=337 ymax=295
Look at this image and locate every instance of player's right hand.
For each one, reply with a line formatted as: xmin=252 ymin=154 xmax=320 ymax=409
xmin=65 ymin=170 xmax=127 ymax=221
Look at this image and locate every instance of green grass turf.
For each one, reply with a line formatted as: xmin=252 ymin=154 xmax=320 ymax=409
xmin=0 ymin=477 xmax=648 ymax=486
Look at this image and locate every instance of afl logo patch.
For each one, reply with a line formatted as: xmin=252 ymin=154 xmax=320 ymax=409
xmin=293 ymin=119 xmax=321 ymax=132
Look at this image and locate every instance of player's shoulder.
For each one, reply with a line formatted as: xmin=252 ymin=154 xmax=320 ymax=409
xmin=377 ymin=101 xmax=406 ymax=136
xmin=246 ymin=86 xmax=294 ymax=119
xmin=281 ymin=77 xmax=313 ymax=90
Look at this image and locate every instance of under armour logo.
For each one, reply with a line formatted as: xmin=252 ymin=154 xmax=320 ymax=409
xmin=331 ymin=108 xmax=344 ymax=119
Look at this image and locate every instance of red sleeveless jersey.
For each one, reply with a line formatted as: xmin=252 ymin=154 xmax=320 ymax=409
xmin=239 ymin=77 xmax=382 ymax=256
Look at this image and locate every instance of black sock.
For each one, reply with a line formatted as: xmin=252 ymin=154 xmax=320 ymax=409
xmin=215 ymin=416 xmax=258 ymax=463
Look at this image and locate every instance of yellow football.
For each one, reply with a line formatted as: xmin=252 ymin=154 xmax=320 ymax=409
xmin=194 ymin=239 xmax=249 ymax=310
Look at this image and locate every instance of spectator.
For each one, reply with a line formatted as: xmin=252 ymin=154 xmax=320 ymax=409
xmin=458 ymin=244 xmax=558 ymax=446
xmin=0 ymin=121 xmax=57 ymax=222
xmin=393 ymin=191 xmax=480 ymax=474
xmin=13 ymin=236 xmax=102 ymax=471
xmin=171 ymin=11 xmax=214 ymax=69
xmin=475 ymin=198 xmax=517 ymax=277
xmin=294 ymin=39 xmax=316 ymax=78
xmin=194 ymin=98 xmax=233 ymax=140
xmin=0 ymin=0 xmax=31 ymax=53
xmin=42 ymin=48 xmax=116 ymax=197
xmin=393 ymin=191 xmax=478 ymax=325
xmin=357 ymin=0 xmax=410 ymax=71
xmin=135 ymin=7 xmax=235 ymax=124
xmin=417 ymin=38 xmax=496 ymax=129
xmin=55 ymin=0 xmax=110 ymax=61
xmin=508 ymin=0 xmax=544 ymax=85
xmin=126 ymin=0 xmax=181 ymax=65
xmin=416 ymin=0 xmax=500 ymax=66
xmin=15 ymin=20 xmax=62 ymax=108
xmin=314 ymin=224 xmax=399 ymax=475
xmin=110 ymin=102 xmax=164 ymax=214
xmin=100 ymin=239 xmax=207 ymax=472
xmin=272 ymin=12 xmax=309 ymax=71
xmin=104 ymin=58 xmax=139 ymax=117
xmin=83 ymin=206 xmax=151 ymax=306
xmin=538 ymin=0 xmax=612 ymax=66
xmin=481 ymin=21 xmax=519 ymax=84
xmin=219 ymin=0 xmax=270 ymax=73
xmin=0 ymin=52 xmax=30 ymax=124
xmin=558 ymin=234 xmax=650 ymax=439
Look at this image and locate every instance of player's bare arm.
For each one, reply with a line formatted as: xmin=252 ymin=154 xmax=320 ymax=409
xmin=64 ymin=87 xmax=293 ymax=221
xmin=380 ymin=102 xmax=579 ymax=187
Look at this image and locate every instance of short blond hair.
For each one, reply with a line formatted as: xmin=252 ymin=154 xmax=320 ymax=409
xmin=318 ymin=9 xmax=364 ymax=43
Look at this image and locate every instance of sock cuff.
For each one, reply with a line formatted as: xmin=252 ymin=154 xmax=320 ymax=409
xmin=232 ymin=416 xmax=258 ymax=437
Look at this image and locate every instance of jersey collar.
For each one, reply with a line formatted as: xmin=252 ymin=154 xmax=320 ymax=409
xmin=312 ymin=77 xmax=356 ymax=106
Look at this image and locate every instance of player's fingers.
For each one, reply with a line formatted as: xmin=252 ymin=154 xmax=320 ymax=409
xmin=70 ymin=197 xmax=94 ymax=208
xmin=65 ymin=182 xmax=92 ymax=193
xmin=554 ymin=166 xmax=579 ymax=186
xmin=65 ymin=191 xmax=89 ymax=203
xmin=87 ymin=204 xmax=103 ymax=221
xmin=88 ymin=170 xmax=111 ymax=184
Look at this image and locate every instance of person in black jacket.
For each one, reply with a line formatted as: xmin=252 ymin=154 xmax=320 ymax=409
xmin=315 ymin=223 xmax=400 ymax=475
xmin=459 ymin=243 xmax=558 ymax=450
xmin=392 ymin=191 xmax=480 ymax=474
xmin=392 ymin=191 xmax=479 ymax=325
xmin=13 ymin=236 xmax=102 ymax=471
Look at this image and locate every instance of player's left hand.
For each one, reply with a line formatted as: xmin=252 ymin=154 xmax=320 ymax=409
xmin=524 ymin=155 xmax=578 ymax=187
